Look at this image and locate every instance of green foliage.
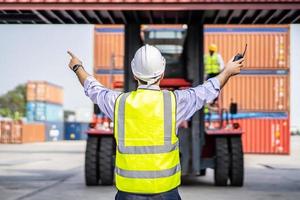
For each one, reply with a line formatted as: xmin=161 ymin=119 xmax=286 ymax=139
xmin=0 ymin=84 xmax=26 ymax=119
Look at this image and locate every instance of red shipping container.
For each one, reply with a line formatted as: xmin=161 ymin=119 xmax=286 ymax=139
xmin=27 ymin=81 xmax=64 ymax=105
xmin=93 ymin=25 xmax=289 ymax=72
xmin=204 ymin=25 xmax=289 ymax=69
xmin=221 ymin=74 xmax=289 ymax=112
xmin=4 ymin=0 xmax=300 ymax=3
xmin=11 ymin=121 xmax=22 ymax=144
xmin=21 ymin=123 xmax=45 ymax=143
xmin=0 ymin=121 xmax=12 ymax=144
xmin=236 ymin=117 xmax=290 ymax=154
xmin=94 ymin=25 xmax=124 ymax=70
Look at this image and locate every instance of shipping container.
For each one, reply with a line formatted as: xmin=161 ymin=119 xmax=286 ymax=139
xmin=27 ymin=81 xmax=64 ymax=105
xmin=94 ymin=74 xmax=124 ymax=89
xmin=21 ymin=123 xmax=45 ymax=143
xmin=204 ymin=25 xmax=289 ymax=69
xmin=26 ymin=102 xmax=63 ymax=122
xmin=4 ymin=0 xmax=300 ymax=3
xmin=11 ymin=121 xmax=22 ymax=144
xmin=221 ymin=74 xmax=289 ymax=112
xmin=205 ymin=114 xmax=290 ymax=154
xmin=64 ymin=122 xmax=89 ymax=140
xmin=44 ymin=121 xmax=64 ymax=141
xmin=94 ymin=25 xmax=124 ymax=70
xmin=0 ymin=120 xmax=12 ymax=144
xmin=75 ymin=108 xmax=93 ymax=123
xmin=238 ymin=117 xmax=290 ymax=154
xmin=93 ymin=25 xmax=290 ymax=73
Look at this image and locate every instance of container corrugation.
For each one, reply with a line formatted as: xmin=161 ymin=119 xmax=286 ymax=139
xmin=204 ymin=25 xmax=289 ymax=69
xmin=0 ymin=121 xmax=13 ymax=144
xmin=236 ymin=117 xmax=290 ymax=154
xmin=221 ymin=74 xmax=289 ymax=112
xmin=94 ymin=26 xmax=124 ymax=70
xmin=26 ymin=102 xmax=64 ymax=122
xmin=44 ymin=121 xmax=64 ymax=141
xmin=21 ymin=123 xmax=45 ymax=143
xmin=3 ymin=0 xmax=298 ymax=3
xmin=94 ymin=74 xmax=124 ymax=89
xmin=26 ymin=81 xmax=64 ymax=105
xmin=0 ymin=121 xmax=45 ymax=144
xmin=93 ymin=25 xmax=289 ymax=72
xmin=64 ymin=122 xmax=89 ymax=140
xmin=11 ymin=121 xmax=22 ymax=144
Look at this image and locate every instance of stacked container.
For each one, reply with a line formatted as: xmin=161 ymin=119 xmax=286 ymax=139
xmin=26 ymin=81 xmax=64 ymax=141
xmin=94 ymin=25 xmax=124 ymax=89
xmin=93 ymin=25 xmax=291 ymax=154
xmin=204 ymin=25 xmax=290 ymax=154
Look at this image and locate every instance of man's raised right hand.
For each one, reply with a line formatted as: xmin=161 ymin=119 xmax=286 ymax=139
xmin=224 ymin=56 xmax=245 ymax=77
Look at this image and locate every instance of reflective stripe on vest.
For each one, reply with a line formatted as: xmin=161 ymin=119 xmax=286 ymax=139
xmin=114 ymin=89 xmax=180 ymax=194
xmin=205 ymin=53 xmax=220 ymax=74
xmin=115 ymin=164 xmax=181 ymax=179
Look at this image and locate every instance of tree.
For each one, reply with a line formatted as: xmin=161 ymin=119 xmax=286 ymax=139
xmin=0 ymin=84 xmax=26 ymax=119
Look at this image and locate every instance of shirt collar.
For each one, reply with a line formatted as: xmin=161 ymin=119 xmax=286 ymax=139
xmin=137 ymin=84 xmax=161 ymax=90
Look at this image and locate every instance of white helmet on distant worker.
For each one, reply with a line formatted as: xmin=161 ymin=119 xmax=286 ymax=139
xmin=131 ymin=44 xmax=166 ymax=85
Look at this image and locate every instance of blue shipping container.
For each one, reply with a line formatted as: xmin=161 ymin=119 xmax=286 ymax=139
xmin=26 ymin=103 xmax=36 ymax=122
xmin=26 ymin=102 xmax=63 ymax=122
xmin=64 ymin=122 xmax=89 ymax=140
xmin=45 ymin=121 xmax=64 ymax=141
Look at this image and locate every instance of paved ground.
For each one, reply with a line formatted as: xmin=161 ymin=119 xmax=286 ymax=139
xmin=0 ymin=137 xmax=300 ymax=200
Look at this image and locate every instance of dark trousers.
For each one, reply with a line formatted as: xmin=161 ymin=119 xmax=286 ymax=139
xmin=115 ymin=188 xmax=181 ymax=200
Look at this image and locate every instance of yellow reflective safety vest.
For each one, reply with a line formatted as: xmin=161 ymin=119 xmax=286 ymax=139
xmin=114 ymin=89 xmax=180 ymax=194
xmin=204 ymin=53 xmax=220 ymax=74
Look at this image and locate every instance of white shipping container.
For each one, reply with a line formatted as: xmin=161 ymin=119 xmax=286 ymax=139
xmin=75 ymin=107 xmax=93 ymax=123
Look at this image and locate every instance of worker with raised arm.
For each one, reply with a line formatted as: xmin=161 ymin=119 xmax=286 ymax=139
xmin=204 ymin=44 xmax=225 ymax=80
xmin=67 ymin=45 xmax=244 ymax=200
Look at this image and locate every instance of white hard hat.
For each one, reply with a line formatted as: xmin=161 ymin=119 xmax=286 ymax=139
xmin=131 ymin=44 xmax=165 ymax=85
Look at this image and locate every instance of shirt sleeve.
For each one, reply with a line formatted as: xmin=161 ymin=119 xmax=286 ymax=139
xmin=174 ymin=78 xmax=220 ymax=123
xmin=84 ymin=76 xmax=122 ymax=120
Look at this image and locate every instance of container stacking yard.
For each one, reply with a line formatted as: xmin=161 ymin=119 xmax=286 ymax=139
xmin=26 ymin=81 xmax=64 ymax=142
xmin=93 ymin=24 xmax=290 ymax=154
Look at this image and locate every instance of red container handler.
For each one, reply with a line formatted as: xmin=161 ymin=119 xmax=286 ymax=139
xmin=236 ymin=117 xmax=290 ymax=154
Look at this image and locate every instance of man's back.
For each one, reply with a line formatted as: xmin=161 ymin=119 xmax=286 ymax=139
xmin=114 ymin=89 xmax=180 ymax=194
xmin=68 ymin=44 xmax=244 ymax=199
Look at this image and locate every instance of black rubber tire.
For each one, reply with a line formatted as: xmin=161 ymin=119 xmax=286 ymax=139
xmin=99 ymin=137 xmax=114 ymax=185
xmin=229 ymin=136 xmax=244 ymax=187
xmin=214 ymin=136 xmax=230 ymax=186
xmin=85 ymin=135 xmax=99 ymax=186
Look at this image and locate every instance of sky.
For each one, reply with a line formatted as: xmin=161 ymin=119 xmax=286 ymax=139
xmin=0 ymin=25 xmax=94 ymax=115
